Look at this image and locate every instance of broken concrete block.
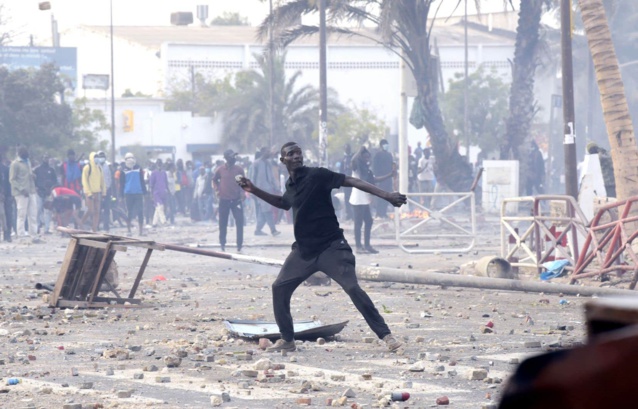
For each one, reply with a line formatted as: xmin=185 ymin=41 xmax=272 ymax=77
xmin=240 ymin=370 xmax=258 ymax=378
xmin=163 ymin=355 xmax=182 ymax=368
xmin=258 ymin=338 xmax=272 ymax=350
xmin=103 ymin=348 xmax=129 ymax=360
xmin=133 ymin=373 xmax=144 ymax=380
xmin=117 ymin=390 xmax=132 ymax=398
xmin=79 ymin=382 xmax=93 ymax=389
xmin=342 ymin=388 xmax=356 ymax=398
xmin=254 ymin=358 xmax=272 ymax=370
xmin=409 ymin=362 xmax=425 ymax=372
xmin=330 ymin=374 xmax=345 ymax=382
xmin=236 ymin=353 xmax=253 ymax=361
xmin=469 ymin=369 xmax=488 ymax=381
xmin=210 ymin=395 xmax=223 ymax=406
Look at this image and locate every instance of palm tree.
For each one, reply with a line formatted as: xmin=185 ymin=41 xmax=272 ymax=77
xmin=220 ymin=52 xmax=320 ymax=153
xmin=259 ymin=0 xmax=476 ymax=192
xmin=500 ymin=0 xmax=545 ymax=195
xmin=577 ymin=0 xmax=638 ymax=200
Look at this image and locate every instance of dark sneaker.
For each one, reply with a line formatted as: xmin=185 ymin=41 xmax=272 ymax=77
xmin=271 ymin=230 xmax=281 ymax=236
xmin=254 ymin=230 xmax=267 ymax=236
xmin=365 ymin=246 xmax=379 ymax=254
xmin=266 ymin=339 xmax=296 ymax=352
xmin=383 ymin=334 xmax=402 ymax=352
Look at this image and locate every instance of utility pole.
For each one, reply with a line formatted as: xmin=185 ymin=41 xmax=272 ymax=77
xmin=268 ymin=0 xmax=275 ymax=147
xmin=318 ymin=0 xmax=328 ymax=167
xmin=110 ymin=0 xmax=116 ymax=165
xmin=561 ymin=0 xmax=578 ymax=198
xmin=463 ymin=0 xmax=470 ymax=162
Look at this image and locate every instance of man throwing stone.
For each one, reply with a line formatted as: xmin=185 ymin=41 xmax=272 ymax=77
xmin=237 ymin=142 xmax=407 ymax=352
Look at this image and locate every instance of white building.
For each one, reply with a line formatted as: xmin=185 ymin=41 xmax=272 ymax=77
xmin=60 ymin=20 xmax=517 ymax=162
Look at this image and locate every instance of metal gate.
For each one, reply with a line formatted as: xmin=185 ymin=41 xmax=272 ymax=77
xmin=571 ymin=196 xmax=638 ymax=289
xmin=394 ymin=191 xmax=476 ymax=254
xmin=500 ymin=195 xmax=589 ymax=273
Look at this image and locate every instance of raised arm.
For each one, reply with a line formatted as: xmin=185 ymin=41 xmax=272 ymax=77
xmin=236 ymin=176 xmax=289 ymax=210
xmin=343 ymin=175 xmax=406 ymax=208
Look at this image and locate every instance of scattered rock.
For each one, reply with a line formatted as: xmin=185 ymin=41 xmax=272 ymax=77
xmin=436 ymin=395 xmax=450 ymax=405
xmin=469 ymin=369 xmax=488 ymax=381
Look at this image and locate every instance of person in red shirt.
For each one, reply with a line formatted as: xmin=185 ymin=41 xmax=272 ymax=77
xmin=212 ymin=149 xmax=245 ymax=252
xmin=44 ymin=186 xmax=82 ymax=229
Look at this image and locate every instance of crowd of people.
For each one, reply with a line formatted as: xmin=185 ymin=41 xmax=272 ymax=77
xmin=0 ymin=140 xmax=431 ymax=250
xmin=0 ymin=145 xmax=237 ymax=243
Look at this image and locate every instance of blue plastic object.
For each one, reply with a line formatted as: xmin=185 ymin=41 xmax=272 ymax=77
xmin=540 ymin=259 xmax=571 ymax=281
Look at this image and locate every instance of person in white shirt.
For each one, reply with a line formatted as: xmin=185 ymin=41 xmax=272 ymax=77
xmin=349 ymin=146 xmax=395 ymax=254
xmin=417 ymin=148 xmax=435 ymax=207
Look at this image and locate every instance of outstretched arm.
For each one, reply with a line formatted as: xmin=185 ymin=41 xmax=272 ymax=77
xmin=343 ymin=175 xmax=407 ymax=207
xmin=236 ymin=176 xmax=289 ymax=210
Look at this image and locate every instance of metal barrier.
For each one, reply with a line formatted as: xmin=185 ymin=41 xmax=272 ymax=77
xmin=500 ymin=195 xmax=589 ymax=273
xmin=571 ymin=196 xmax=638 ymax=289
xmin=394 ymin=191 xmax=476 ymax=253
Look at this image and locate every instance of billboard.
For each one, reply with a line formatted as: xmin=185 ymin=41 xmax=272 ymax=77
xmin=0 ymin=46 xmax=78 ymax=89
xmin=82 ymin=74 xmax=109 ymax=90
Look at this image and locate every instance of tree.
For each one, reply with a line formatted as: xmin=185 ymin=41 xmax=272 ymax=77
xmin=210 ymin=11 xmax=250 ymax=26
xmin=329 ymin=104 xmax=389 ymax=164
xmin=165 ymin=74 xmax=234 ymax=116
xmin=121 ymin=89 xmax=152 ymax=98
xmin=0 ymin=64 xmax=73 ymax=158
xmin=0 ymin=65 xmax=107 ymax=159
xmin=500 ymin=0 xmax=545 ymax=195
xmin=577 ymin=0 xmax=638 ymax=201
xmin=441 ymin=66 xmax=509 ymax=157
xmin=259 ymin=0 xmax=477 ymax=192
xmin=71 ymin=97 xmax=110 ymax=155
xmin=0 ymin=3 xmax=14 ymax=45
xmin=606 ymin=1 xmax=638 ymax=135
xmin=219 ymin=52 xmax=328 ymax=155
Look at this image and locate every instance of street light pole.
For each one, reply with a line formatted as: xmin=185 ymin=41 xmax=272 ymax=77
xmin=318 ymin=0 xmax=328 ymax=167
xmin=463 ymin=0 xmax=470 ymax=162
xmin=109 ymin=0 xmax=116 ymax=165
xmin=561 ymin=0 xmax=578 ymax=199
xmin=268 ymin=0 xmax=275 ymax=148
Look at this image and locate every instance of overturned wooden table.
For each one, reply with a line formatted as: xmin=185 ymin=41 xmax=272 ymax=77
xmin=50 ymin=227 xmax=165 ymax=309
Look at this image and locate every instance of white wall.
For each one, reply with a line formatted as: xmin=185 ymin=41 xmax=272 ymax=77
xmin=85 ymin=98 xmax=221 ymax=162
xmin=64 ymin=28 xmax=163 ymax=97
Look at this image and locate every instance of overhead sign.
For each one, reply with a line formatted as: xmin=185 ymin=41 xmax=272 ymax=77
xmin=0 ymin=46 xmax=78 ymax=89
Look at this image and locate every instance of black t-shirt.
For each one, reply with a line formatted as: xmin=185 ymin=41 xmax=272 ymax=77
xmin=282 ymin=166 xmax=346 ymax=259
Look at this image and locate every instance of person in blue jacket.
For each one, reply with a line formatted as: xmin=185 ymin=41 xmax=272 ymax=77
xmin=120 ymin=153 xmax=147 ymax=235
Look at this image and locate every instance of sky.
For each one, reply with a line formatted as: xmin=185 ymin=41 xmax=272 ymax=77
xmin=6 ymin=0 xmax=518 ymax=46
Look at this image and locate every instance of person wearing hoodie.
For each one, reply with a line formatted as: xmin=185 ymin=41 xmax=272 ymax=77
xmin=80 ymin=151 xmax=106 ymax=232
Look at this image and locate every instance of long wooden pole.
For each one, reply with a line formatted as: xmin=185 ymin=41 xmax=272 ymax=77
xmin=57 ymin=228 xmax=635 ymax=297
